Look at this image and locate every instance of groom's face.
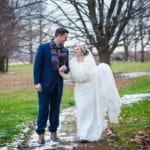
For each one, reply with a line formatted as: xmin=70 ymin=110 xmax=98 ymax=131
xmin=57 ymin=33 xmax=68 ymax=45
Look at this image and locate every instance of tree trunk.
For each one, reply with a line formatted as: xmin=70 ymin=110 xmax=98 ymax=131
xmin=141 ymin=35 xmax=144 ymax=62
xmin=134 ymin=40 xmax=137 ymax=61
xmin=124 ymin=45 xmax=128 ymax=61
xmin=30 ymin=50 xmax=33 ymax=64
xmin=98 ymin=50 xmax=111 ymax=65
xmin=123 ymin=34 xmax=129 ymax=61
xmin=139 ymin=21 xmax=144 ymax=62
xmin=6 ymin=56 xmax=9 ymax=72
xmin=29 ymin=18 xmax=33 ymax=64
xmin=0 ymin=56 xmax=7 ymax=72
xmin=139 ymin=1 xmax=145 ymax=63
xmin=0 ymin=56 xmax=5 ymax=72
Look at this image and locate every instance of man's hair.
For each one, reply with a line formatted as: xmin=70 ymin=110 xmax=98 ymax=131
xmin=55 ymin=28 xmax=69 ymax=37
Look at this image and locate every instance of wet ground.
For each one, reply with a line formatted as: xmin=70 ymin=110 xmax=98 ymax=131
xmin=1 ymin=72 xmax=150 ymax=150
xmin=1 ymin=93 xmax=150 ymax=150
xmin=118 ymin=72 xmax=150 ymax=78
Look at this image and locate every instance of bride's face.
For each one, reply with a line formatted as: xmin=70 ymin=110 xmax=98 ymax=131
xmin=75 ymin=47 xmax=84 ymax=57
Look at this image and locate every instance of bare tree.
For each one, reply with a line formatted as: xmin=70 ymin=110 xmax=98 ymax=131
xmin=0 ymin=0 xmax=49 ymax=71
xmin=133 ymin=25 xmax=139 ymax=61
xmin=122 ymin=24 xmax=134 ymax=61
xmin=18 ymin=0 xmax=50 ymax=63
xmin=47 ymin=0 xmax=149 ymax=65
xmin=0 ymin=0 xmax=18 ymax=72
xmin=17 ymin=0 xmax=51 ymax=64
xmin=137 ymin=0 xmax=150 ymax=62
xmin=122 ymin=0 xmax=150 ymax=62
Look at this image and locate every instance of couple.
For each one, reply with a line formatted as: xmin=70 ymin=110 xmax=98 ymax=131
xmin=33 ymin=27 xmax=121 ymax=144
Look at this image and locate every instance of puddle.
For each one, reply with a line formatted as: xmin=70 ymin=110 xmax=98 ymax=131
xmin=118 ymin=72 xmax=150 ymax=78
xmin=121 ymin=93 xmax=150 ymax=104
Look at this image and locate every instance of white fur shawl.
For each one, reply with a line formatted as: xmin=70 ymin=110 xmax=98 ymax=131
xmin=59 ymin=55 xmax=96 ymax=83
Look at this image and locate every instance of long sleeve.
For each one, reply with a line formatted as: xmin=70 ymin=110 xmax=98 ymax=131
xmin=33 ymin=44 xmax=43 ymax=84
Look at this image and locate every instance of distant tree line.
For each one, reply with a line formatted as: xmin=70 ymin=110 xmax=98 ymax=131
xmin=0 ymin=0 xmax=149 ymax=72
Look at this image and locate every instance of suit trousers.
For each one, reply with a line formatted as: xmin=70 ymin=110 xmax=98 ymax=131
xmin=36 ymin=84 xmax=62 ymax=134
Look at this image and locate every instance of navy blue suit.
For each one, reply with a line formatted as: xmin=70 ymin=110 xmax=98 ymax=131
xmin=33 ymin=40 xmax=69 ymax=134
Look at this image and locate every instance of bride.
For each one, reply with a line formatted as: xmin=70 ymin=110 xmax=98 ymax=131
xmin=59 ymin=45 xmax=122 ymax=142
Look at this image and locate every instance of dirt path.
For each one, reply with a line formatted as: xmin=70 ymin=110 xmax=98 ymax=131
xmin=20 ymin=107 xmax=119 ymax=150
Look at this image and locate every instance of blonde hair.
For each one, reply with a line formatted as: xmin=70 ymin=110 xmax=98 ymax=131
xmin=78 ymin=45 xmax=89 ymax=56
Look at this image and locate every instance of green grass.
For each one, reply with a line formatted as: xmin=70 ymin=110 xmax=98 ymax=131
xmin=112 ymin=61 xmax=150 ymax=73
xmin=61 ymin=89 xmax=75 ymax=108
xmin=119 ymin=76 xmax=150 ymax=95
xmin=0 ymin=61 xmax=150 ymax=147
xmin=0 ymin=90 xmax=37 ymax=146
xmin=110 ymin=100 xmax=150 ymax=149
xmin=9 ymin=64 xmax=33 ymax=72
xmin=0 ymin=88 xmax=74 ymax=147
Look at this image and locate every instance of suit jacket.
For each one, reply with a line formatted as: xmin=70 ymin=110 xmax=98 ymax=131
xmin=33 ymin=40 xmax=69 ymax=94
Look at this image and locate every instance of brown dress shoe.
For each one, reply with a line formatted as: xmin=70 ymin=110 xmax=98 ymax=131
xmin=51 ymin=137 xmax=61 ymax=142
xmin=50 ymin=132 xmax=61 ymax=142
xmin=38 ymin=134 xmax=45 ymax=144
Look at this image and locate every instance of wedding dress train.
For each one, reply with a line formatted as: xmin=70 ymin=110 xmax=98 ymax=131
xmin=60 ymin=54 xmax=121 ymax=141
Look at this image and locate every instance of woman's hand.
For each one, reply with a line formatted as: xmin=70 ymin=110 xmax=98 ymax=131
xmin=59 ymin=65 xmax=67 ymax=72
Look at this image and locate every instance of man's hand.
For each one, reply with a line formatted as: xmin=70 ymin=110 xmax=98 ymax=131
xmin=59 ymin=65 xmax=67 ymax=72
xmin=34 ymin=83 xmax=42 ymax=92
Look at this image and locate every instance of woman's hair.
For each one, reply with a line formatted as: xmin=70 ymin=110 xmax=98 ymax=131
xmin=79 ymin=45 xmax=89 ymax=56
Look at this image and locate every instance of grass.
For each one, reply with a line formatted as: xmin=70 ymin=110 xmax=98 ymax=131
xmin=119 ymin=76 xmax=150 ymax=95
xmin=9 ymin=64 xmax=33 ymax=72
xmin=111 ymin=61 xmax=150 ymax=73
xmin=0 ymin=90 xmax=37 ymax=145
xmin=110 ymin=100 xmax=150 ymax=149
xmin=61 ymin=85 xmax=75 ymax=108
xmin=0 ymin=61 xmax=150 ymax=147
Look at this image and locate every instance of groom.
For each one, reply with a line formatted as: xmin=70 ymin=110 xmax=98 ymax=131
xmin=33 ymin=27 xmax=69 ymax=144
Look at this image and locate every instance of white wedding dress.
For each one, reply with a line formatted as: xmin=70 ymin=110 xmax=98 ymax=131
xmin=60 ymin=53 xmax=121 ymax=141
